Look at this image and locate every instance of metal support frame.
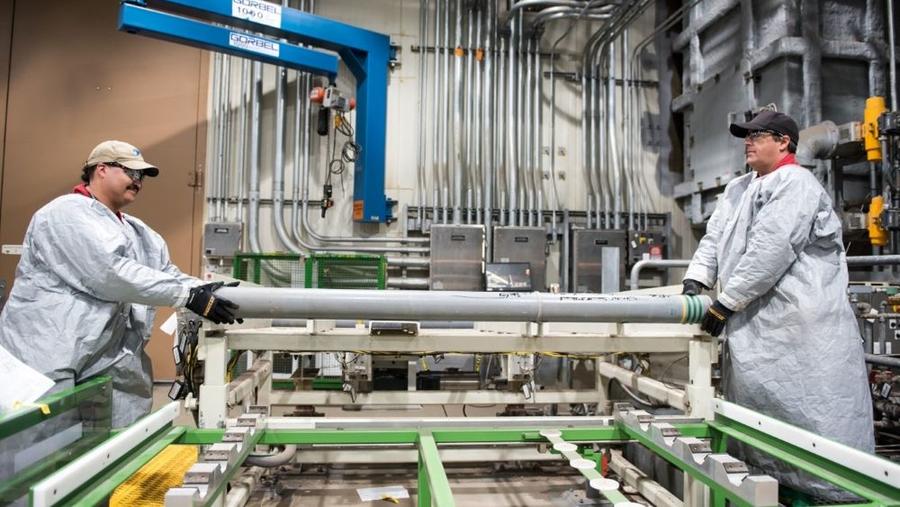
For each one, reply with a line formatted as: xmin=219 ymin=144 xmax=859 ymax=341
xmin=121 ymin=0 xmax=395 ymax=222
xmin=417 ymin=432 xmax=455 ymax=507
xmin=11 ymin=394 xmax=900 ymax=506
xmin=192 ymin=322 xmax=711 ymax=426
xmin=710 ymin=400 xmax=900 ymax=505
xmin=31 ymin=402 xmax=180 ymax=506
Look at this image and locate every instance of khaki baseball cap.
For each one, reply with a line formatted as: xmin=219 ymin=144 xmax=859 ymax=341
xmin=84 ymin=140 xmax=159 ymax=177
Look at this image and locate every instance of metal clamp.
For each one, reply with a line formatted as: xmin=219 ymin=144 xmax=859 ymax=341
xmin=614 ymin=406 xmax=778 ymax=506
xmin=165 ymin=409 xmax=267 ymax=506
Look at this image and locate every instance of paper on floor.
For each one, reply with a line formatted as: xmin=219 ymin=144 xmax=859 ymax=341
xmin=357 ymin=485 xmax=410 ymax=502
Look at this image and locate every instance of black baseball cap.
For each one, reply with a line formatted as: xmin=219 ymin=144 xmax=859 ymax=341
xmin=729 ymin=110 xmax=799 ymax=146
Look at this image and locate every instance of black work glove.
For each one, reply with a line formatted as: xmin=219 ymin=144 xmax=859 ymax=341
xmin=186 ymin=281 xmax=242 ymax=324
xmin=700 ymin=300 xmax=734 ymax=337
xmin=682 ymin=279 xmax=707 ymax=296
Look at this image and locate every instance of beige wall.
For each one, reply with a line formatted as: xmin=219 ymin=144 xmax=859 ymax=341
xmin=0 ymin=0 xmax=209 ymax=380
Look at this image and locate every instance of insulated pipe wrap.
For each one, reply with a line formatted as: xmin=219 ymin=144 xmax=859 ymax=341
xmin=215 ymin=287 xmax=710 ymax=324
xmin=796 ymin=120 xmax=839 ymax=168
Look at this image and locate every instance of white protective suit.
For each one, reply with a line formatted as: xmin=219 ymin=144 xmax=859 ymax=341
xmin=0 ymin=191 xmax=197 ymax=428
xmin=685 ymin=163 xmax=875 ymax=500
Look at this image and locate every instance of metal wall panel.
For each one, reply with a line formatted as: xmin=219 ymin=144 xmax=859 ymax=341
xmin=492 ymin=226 xmax=547 ymax=291
xmin=429 ymin=225 xmax=484 ymax=291
xmin=673 ymin=0 xmax=886 ymax=225
xmin=571 ymin=229 xmax=627 ymax=293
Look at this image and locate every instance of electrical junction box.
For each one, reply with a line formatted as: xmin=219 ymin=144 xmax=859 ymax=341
xmin=572 ymin=229 xmax=627 ymax=293
xmin=429 ymin=224 xmax=485 ymax=291
xmin=492 ymin=226 xmax=547 ymax=291
xmin=204 ymin=222 xmax=243 ymax=258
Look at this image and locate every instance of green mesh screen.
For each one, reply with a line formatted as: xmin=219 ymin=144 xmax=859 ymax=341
xmin=304 ymin=253 xmax=386 ymax=290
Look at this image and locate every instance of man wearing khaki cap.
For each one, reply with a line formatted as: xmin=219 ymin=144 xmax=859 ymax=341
xmin=0 ymin=140 xmax=240 ymax=427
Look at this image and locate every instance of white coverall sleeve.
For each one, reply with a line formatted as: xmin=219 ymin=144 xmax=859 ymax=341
xmin=683 ymin=194 xmax=727 ymax=288
xmin=717 ymin=175 xmax=820 ymax=311
xmin=156 ymin=236 xmax=201 ymax=287
xmin=31 ymin=211 xmax=191 ymax=308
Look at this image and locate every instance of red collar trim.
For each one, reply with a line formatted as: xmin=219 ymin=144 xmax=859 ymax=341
xmin=72 ymin=183 xmax=123 ymax=221
xmin=72 ymin=183 xmax=92 ymax=197
xmin=772 ymin=153 xmax=797 ymax=171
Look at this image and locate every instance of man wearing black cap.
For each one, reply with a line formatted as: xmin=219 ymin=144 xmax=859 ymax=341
xmin=0 ymin=140 xmax=242 ymax=427
xmin=682 ymin=111 xmax=874 ymax=501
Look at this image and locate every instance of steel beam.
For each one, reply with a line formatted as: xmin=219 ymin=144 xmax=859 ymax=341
xmin=268 ymin=389 xmax=607 ymax=406
xmin=711 ymin=399 xmax=900 ymax=504
xmin=417 ymin=432 xmax=455 ymax=507
xmin=118 ymin=4 xmax=338 ymax=76
xmin=225 ymin=327 xmax=693 ymax=354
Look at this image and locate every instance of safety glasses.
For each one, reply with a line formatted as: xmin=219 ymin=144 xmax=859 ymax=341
xmin=744 ymin=130 xmax=786 ymax=143
xmin=103 ymin=162 xmax=145 ymax=182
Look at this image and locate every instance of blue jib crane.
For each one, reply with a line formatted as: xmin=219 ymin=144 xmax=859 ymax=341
xmin=119 ymin=0 xmax=396 ymax=223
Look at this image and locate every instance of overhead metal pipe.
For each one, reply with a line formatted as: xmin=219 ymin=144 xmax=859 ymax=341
xmin=387 ymin=277 xmax=430 ymax=289
xmin=866 ymin=354 xmax=900 ymax=368
xmin=629 ymin=259 xmax=691 ymax=290
xmin=846 ymin=255 xmax=900 ymax=266
xmin=216 ymin=287 xmax=711 ymax=323
xmin=506 ymin=0 xmax=604 ymax=20
xmin=387 ymin=256 xmax=431 ymax=268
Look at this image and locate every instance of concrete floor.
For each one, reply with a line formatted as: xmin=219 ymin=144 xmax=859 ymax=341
xmin=150 ymin=385 xmax=648 ymax=506
xmin=249 ymin=463 xmax=624 ymax=506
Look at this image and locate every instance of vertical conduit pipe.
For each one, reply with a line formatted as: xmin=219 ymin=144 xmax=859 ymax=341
xmin=465 ymin=2 xmax=475 ymax=224
xmin=452 ymin=0 xmax=464 ymax=224
xmin=236 ymin=59 xmax=249 ymax=223
xmin=432 ymin=0 xmax=442 ymax=225
xmin=418 ymin=0 xmax=430 ymax=224
xmin=442 ymin=0 xmax=451 ymax=223
xmin=507 ymin=9 xmax=519 ymax=226
xmin=248 ymin=61 xmax=263 ymax=253
xmin=889 ymin=0 xmax=897 ymax=110
xmin=524 ymin=36 xmax=535 ymax=226
xmin=474 ymin=4 xmax=484 ymax=225
xmin=482 ymin=0 xmax=494 ymax=254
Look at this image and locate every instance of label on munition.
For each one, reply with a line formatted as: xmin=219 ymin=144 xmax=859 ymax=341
xmin=232 ymin=0 xmax=282 ymax=28
xmin=228 ymin=32 xmax=280 ymax=58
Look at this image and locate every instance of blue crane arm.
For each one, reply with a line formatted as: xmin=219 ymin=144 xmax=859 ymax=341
xmin=119 ymin=0 xmax=395 ymax=223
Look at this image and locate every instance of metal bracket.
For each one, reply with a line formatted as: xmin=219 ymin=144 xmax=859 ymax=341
xmin=614 ymin=405 xmax=778 ymax=506
xmin=537 ymin=429 xmax=629 ymax=503
xmin=165 ymin=409 xmax=267 ymax=506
